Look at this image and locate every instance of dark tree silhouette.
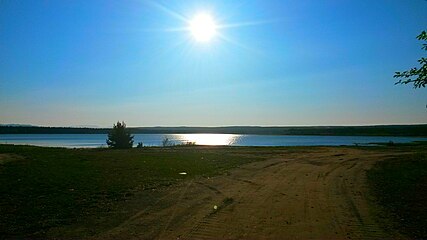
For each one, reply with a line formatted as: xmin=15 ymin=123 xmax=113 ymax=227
xmin=394 ymin=31 xmax=427 ymax=88
xmin=106 ymin=121 xmax=134 ymax=149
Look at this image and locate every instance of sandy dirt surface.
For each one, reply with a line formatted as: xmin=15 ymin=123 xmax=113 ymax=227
xmin=95 ymin=147 xmax=411 ymax=240
xmin=0 ymin=153 xmax=21 ymax=164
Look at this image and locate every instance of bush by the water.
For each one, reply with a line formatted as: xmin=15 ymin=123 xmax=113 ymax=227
xmin=106 ymin=121 xmax=134 ymax=149
xmin=162 ymin=137 xmax=173 ymax=147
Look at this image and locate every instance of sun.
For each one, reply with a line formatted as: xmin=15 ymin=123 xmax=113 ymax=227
xmin=189 ymin=13 xmax=217 ymax=42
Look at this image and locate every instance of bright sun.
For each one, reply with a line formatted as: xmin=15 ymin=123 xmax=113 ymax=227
xmin=189 ymin=13 xmax=217 ymax=42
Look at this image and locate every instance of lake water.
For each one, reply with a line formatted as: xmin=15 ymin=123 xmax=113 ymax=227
xmin=0 ymin=134 xmax=425 ymax=148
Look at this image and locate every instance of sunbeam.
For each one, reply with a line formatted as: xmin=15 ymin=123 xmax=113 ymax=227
xmin=146 ymin=0 xmax=189 ymax=23
xmin=217 ymin=33 xmax=262 ymax=55
xmin=217 ymin=19 xmax=280 ymax=29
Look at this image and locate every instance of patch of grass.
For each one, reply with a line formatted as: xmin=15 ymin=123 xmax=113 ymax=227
xmin=0 ymin=145 xmax=268 ymax=239
xmin=367 ymin=154 xmax=427 ymax=239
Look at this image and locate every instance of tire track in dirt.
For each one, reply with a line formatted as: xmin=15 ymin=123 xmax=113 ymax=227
xmin=97 ymin=147 xmax=413 ymax=240
xmin=179 ymin=198 xmax=235 ymax=240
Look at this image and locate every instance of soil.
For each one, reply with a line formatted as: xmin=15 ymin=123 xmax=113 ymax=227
xmin=0 ymin=153 xmax=21 ymax=164
xmin=94 ymin=147 xmax=410 ymax=240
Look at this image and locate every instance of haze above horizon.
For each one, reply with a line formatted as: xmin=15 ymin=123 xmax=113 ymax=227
xmin=1 ymin=0 xmax=426 ymax=127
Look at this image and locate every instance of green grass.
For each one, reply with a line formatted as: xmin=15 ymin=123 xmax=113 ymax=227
xmin=0 ymin=144 xmax=271 ymax=239
xmin=367 ymin=153 xmax=427 ymax=239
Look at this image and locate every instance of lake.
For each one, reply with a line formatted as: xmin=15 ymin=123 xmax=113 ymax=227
xmin=0 ymin=134 xmax=425 ymax=148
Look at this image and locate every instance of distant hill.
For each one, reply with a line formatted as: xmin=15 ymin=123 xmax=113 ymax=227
xmin=1 ymin=125 xmax=427 ymax=137
xmin=0 ymin=124 xmax=34 ymax=127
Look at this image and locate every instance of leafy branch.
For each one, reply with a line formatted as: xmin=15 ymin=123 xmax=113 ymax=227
xmin=394 ymin=31 xmax=427 ymax=88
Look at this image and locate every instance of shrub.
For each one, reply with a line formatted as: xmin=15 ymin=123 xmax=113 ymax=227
xmin=106 ymin=121 xmax=134 ymax=149
xmin=162 ymin=137 xmax=174 ymax=147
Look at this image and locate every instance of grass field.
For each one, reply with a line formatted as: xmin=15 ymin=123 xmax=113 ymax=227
xmin=0 ymin=143 xmax=426 ymax=239
xmin=367 ymin=152 xmax=427 ymax=239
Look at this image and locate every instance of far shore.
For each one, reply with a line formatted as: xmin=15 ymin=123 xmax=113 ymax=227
xmin=1 ymin=124 xmax=427 ymax=137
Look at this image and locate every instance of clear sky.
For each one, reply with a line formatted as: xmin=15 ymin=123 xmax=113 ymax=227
xmin=1 ymin=0 xmax=426 ymax=127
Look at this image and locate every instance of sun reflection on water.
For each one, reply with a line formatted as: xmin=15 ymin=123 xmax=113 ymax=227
xmin=175 ymin=134 xmax=239 ymax=146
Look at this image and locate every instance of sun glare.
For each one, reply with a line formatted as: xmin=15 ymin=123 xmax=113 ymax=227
xmin=178 ymin=134 xmax=238 ymax=145
xmin=189 ymin=13 xmax=217 ymax=42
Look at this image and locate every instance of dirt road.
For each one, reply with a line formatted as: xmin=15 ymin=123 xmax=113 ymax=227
xmin=97 ymin=147 xmax=408 ymax=240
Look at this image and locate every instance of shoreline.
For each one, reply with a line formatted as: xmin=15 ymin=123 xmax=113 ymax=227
xmin=1 ymin=134 xmax=426 ymax=149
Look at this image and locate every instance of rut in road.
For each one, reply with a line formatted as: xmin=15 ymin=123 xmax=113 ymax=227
xmin=97 ymin=148 xmax=408 ymax=240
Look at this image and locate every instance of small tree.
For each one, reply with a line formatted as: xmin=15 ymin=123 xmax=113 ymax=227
xmin=394 ymin=31 xmax=427 ymax=88
xmin=162 ymin=136 xmax=173 ymax=147
xmin=106 ymin=121 xmax=134 ymax=149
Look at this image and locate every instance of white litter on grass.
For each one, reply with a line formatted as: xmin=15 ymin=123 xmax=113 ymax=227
xmin=213 ymin=205 xmax=218 ymax=210
xmin=179 ymin=172 xmax=187 ymax=175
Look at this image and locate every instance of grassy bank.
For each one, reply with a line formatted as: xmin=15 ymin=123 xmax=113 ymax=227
xmin=0 ymin=144 xmax=277 ymax=239
xmin=367 ymin=153 xmax=427 ymax=239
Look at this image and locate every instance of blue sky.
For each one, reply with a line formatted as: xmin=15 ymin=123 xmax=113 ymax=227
xmin=0 ymin=0 xmax=426 ymax=127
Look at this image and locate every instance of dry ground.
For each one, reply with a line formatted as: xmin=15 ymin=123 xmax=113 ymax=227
xmin=0 ymin=153 xmax=22 ymax=164
xmin=94 ymin=147 xmax=414 ymax=240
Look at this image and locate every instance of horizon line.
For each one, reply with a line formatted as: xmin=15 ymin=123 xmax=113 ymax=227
xmin=1 ymin=123 xmax=427 ymax=129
